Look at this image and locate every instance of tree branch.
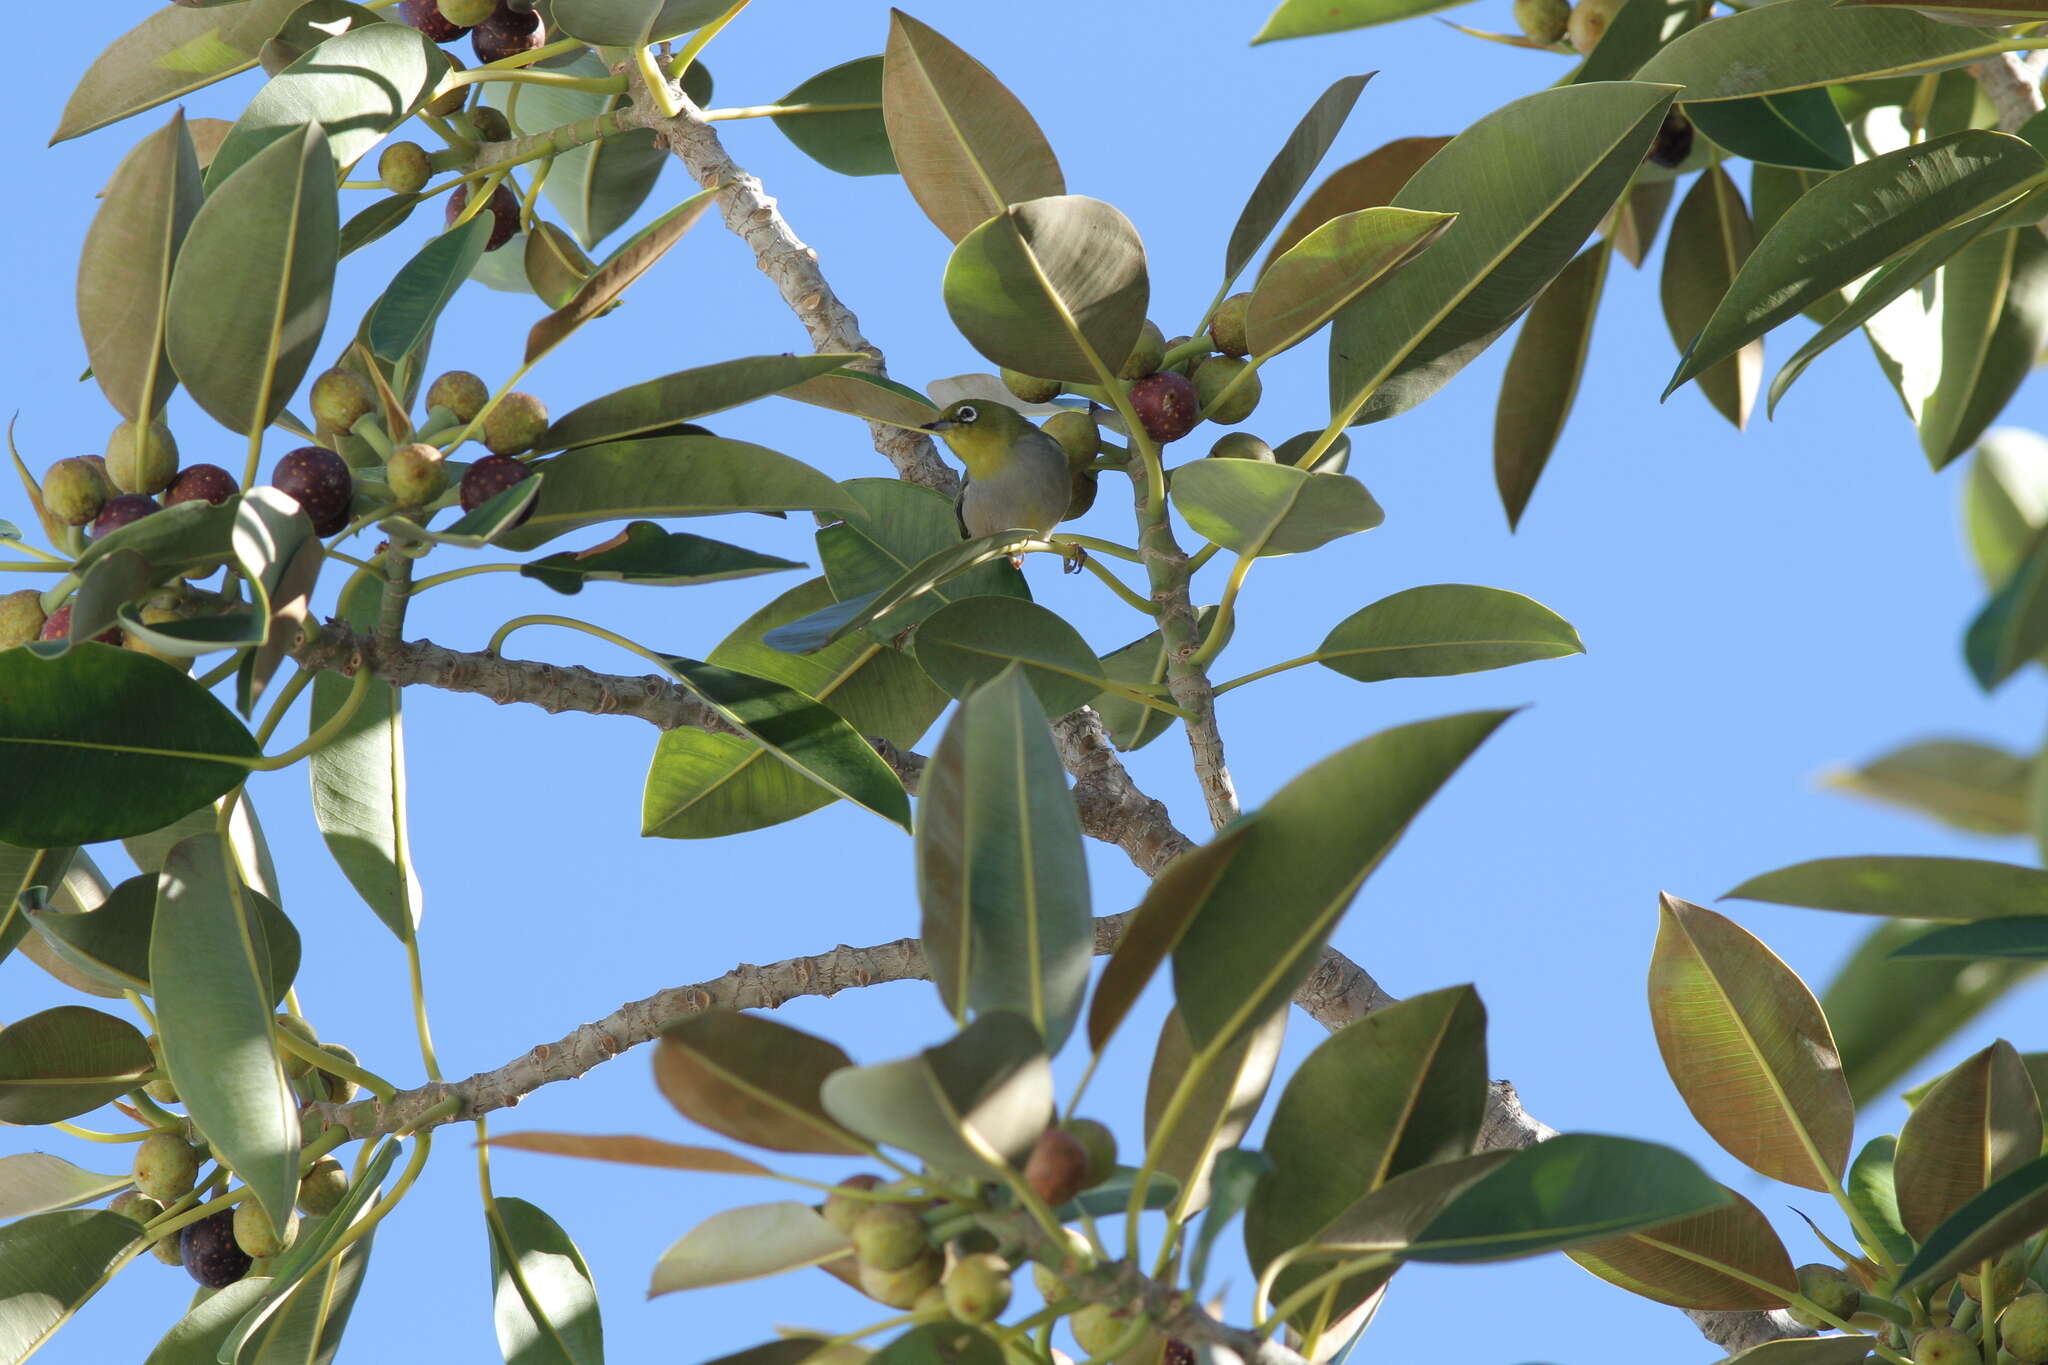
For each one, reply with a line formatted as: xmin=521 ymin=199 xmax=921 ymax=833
xmin=1972 ymin=51 xmax=2047 ymax=135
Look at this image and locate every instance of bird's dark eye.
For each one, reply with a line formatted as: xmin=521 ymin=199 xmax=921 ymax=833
xmin=957 ymin=404 xmax=979 ymax=423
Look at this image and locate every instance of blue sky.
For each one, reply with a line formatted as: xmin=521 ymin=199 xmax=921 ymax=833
xmin=6 ymin=3 xmax=2047 ymax=1362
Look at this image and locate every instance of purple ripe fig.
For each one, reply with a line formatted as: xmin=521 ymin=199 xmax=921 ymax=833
xmin=40 ymin=604 xmax=122 ymax=647
xmin=271 ymin=446 xmax=355 ymax=536
xmin=399 ymin=0 xmax=471 ymax=42
xmin=446 ymin=182 xmax=521 ymax=252
xmin=472 ymin=4 xmax=546 ymax=63
xmin=458 ymin=454 xmax=536 ymax=524
xmin=163 ymin=464 xmax=240 ymax=507
xmin=1647 ymin=110 xmax=1694 ymax=169
xmin=42 ymin=456 xmax=110 ymax=525
xmin=1129 ymin=371 xmax=1200 ymax=444
xmin=425 ymin=54 xmax=468 ymax=117
xmin=1024 ymin=1127 xmax=1090 ymax=1207
xmin=92 ymin=493 xmax=161 ymax=538
xmin=181 ymin=1210 xmax=253 ymax=1289
xmin=466 ymin=105 xmax=512 ymax=143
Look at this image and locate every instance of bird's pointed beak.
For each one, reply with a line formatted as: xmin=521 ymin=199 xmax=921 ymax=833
xmin=920 ymin=418 xmax=954 ymax=432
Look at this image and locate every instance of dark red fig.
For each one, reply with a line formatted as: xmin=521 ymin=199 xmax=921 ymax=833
xmin=180 ymin=1209 xmax=253 ymax=1289
xmin=472 ymin=5 xmax=545 ymax=64
xmin=446 ymin=183 xmax=521 ymax=252
xmin=399 ymin=0 xmax=471 ymax=42
xmin=163 ymin=464 xmax=240 ymax=507
xmin=1129 ymin=371 xmax=1200 ymax=444
xmin=1648 ymin=111 xmax=1694 ymax=169
xmin=40 ymin=604 xmax=123 ymax=647
xmin=91 ymin=493 xmax=161 ymax=538
xmin=459 ymin=454 xmax=536 ymax=524
xmin=1022 ymin=1127 xmax=1089 ymax=1207
xmin=271 ymin=447 xmax=354 ymax=536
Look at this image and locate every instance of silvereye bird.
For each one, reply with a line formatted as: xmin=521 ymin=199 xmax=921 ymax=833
xmin=922 ymin=400 xmax=1071 ymax=542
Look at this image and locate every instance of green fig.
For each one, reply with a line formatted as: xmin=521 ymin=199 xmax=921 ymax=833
xmin=823 ymin=1174 xmax=885 ymax=1236
xmin=111 ymin=1191 xmax=164 ymax=1225
xmin=859 ymin=1250 xmax=943 ymax=1309
xmin=379 ymin=141 xmax=433 ymax=195
xmin=318 ymin=1044 xmax=361 ymax=1104
xmin=1567 ymin=0 xmax=1622 ymax=52
xmin=427 ymin=370 xmax=491 ymax=424
xmin=1031 ymin=1227 xmax=1092 ymax=1301
xmin=105 ymin=419 xmax=179 ymax=495
xmin=297 ymin=1157 xmax=349 ymax=1217
xmin=1119 ymin=321 xmax=1167 ymax=381
xmin=41 ymin=456 xmax=110 ymax=526
xmin=1210 ymin=294 xmax=1250 ymax=358
xmin=311 ymin=368 xmax=378 ymax=435
xmin=1002 ymin=368 xmax=1063 ymax=404
xmin=387 ymin=443 xmax=449 ymax=506
xmin=133 ymin=1131 xmax=202 ymax=1203
xmin=852 ymin=1204 xmax=929 ymax=1271
xmin=1193 ymin=356 xmax=1260 ymax=425
xmin=1789 ymin=1264 xmax=1858 ymax=1327
xmin=2004 ymin=1292 xmax=2048 ymax=1363
xmin=425 ymin=55 xmax=468 ymax=117
xmin=274 ymin=1014 xmax=319 ymax=1077
xmin=438 ymin=0 xmax=496 ymax=25
xmin=467 ymin=105 xmax=512 ymax=143
xmin=233 ymin=1199 xmax=297 ymax=1259
xmin=1513 ymin=0 xmax=1571 ymax=45
xmin=1909 ymin=1327 xmax=1976 ymax=1365
xmin=1209 ymin=433 xmax=1275 ymax=461
xmin=484 ymin=392 xmax=548 ymax=455
xmin=1058 ymin=1119 xmax=1117 ymax=1189
xmin=944 ymin=1252 xmax=1013 ymax=1324
xmin=0 ymin=590 xmax=45 ymax=650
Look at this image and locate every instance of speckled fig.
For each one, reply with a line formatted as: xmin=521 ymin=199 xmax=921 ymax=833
xmin=1209 ymin=294 xmax=1251 ymax=358
xmin=1129 ymin=372 xmax=1200 ymax=443
xmin=447 ymin=182 xmax=521 ymax=252
xmin=91 ymin=493 xmax=160 ymax=539
xmin=133 ymin=1131 xmax=202 ymax=1203
xmin=1513 ymin=0 xmax=1571 ymax=45
xmin=458 ymin=455 xmax=536 ymax=522
xmin=41 ymin=456 xmax=110 ymax=526
xmin=311 ymin=367 xmax=378 ymax=435
xmin=380 ymin=141 xmax=432 ymax=194
xmin=859 ymin=1250 xmax=943 ymax=1310
xmin=271 ymin=447 xmax=354 ymax=536
xmin=387 ymin=443 xmax=449 ymax=506
xmin=943 ymin=1252 xmax=1013 ymax=1324
xmin=181 ymin=1210 xmax=253 ymax=1289
xmin=233 ymin=1199 xmax=298 ymax=1259
xmin=851 ymin=1204 xmax=928 ymax=1272
xmin=162 ymin=464 xmax=239 ymax=508
xmin=428 ymin=371 xmax=491 ymax=423
xmin=823 ymin=1174 xmax=885 ymax=1237
xmin=0 ymin=591 xmax=45 ymax=649
xmin=483 ymin=392 xmax=548 ymax=455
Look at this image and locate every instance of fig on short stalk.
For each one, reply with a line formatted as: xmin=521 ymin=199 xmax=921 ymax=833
xmin=851 ymin=1204 xmax=928 ymax=1272
xmin=1118 ymin=321 xmax=1167 ymax=381
xmin=0 ymin=591 xmax=45 ymax=650
xmin=447 ymin=183 xmax=521 ymax=252
xmin=822 ymin=1173 xmax=885 ymax=1237
xmin=163 ymin=464 xmax=239 ymax=508
xmin=1513 ymin=0 xmax=1572 ymax=45
xmin=270 ymin=447 xmax=354 ymax=536
xmin=91 ymin=493 xmax=161 ymax=539
xmin=379 ymin=141 xmax=433 ymax=195
xmin=1129 ymin=371 xmax=1200 ymax=444
xmin=181 ymin=1210 xmax=253 ymax=1289
xmin=105 ymin=419 xmax=179 ymax=495
xmin=428 ymin=370 xmax=492 ymax=424
xmin=311 ymin=367 xmax=378 ymax=435
xmin=459 ymin=455 xmax=537 ymax=523
xmin=1209 ymin=293 xmax=1251 ymax=358
xmin=387 ymin=443 xmax=450 ymax=506
xmin=484 ymin=392 xmax=548 ymax=454
xmin=41 ymin=456 xmax=109 ymax=526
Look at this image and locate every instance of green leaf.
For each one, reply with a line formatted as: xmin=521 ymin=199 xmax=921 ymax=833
xmin=1308 ymin=584 xmax=1583 ymax=683
xmin=1916 ymin=227 xmax=2048 ymax=470
xmin=1665 ymin=130 xmax=2045 ymax=395
xmin=1649 ymin=894 xmax=1852 ymax=1190
xmin=233 ymin=486 xmax=323 ymax=715
xmin=1400 ymin=1134 xmax=1728 ymax=1262
xmin=234 ymin=1215 xmax=375 ymax=1364
xmin=1892 ymin=917 xmax=2048 ymax=960
xmin=341 ymin=192 xmax=422 ymax=258
xmin=1145 ymin=1007 xmax=1285 ymax=1219
xmin=51 ymin=0 xmax=303 ymax=144
xmin=1847 ymin=1135 xmax=1916 ymax=1268
xmin=27 ymin=872 xmax=298 ymax=1005
xmin=521 ymin=523 xmax=802 ymax=595
xmin=1687 ymin=90 xmax=1852 ymax=172
xmin=1225 ymin=76 xmax=1373 ymax=284
xmin=1169 ymin=461 xmax=1383 ymax=558
xmin=1246 ymin=987 xmax=1486 ymax=1322
xmin=781 ymin=370 xmax=938 ymax=430
xmin=1968 ymin=428 xmax=2048 ymax=587
xmin=1900 ymin=1150 xmax=2048 ymax=1289
xmin=78 ymin=112 xmax=203 ymax=422
xmin=1247 ymin=207 xmax=1454 ymax=360
xmin=0 ymin=1005 xmax=152 ymax=1124
xmin=539 ymin=355 xmax=863 ymax=451
xmin=775 ymin=532 xmax=1045 ymax=654
xmin=819 ymin=1013 xmax=1054 ymax=1182
xmin=655 ymin=655 xmax=912 ymax=833
xmin=1172 ymin=710 xmax=1512 ymax=1052
xmin=943 ymin=197 xmax=1149 ymax=385
xmin=0 ymin=1155 xmax=129 ymax=1220
xmin=1267 ymin=138 xmax=1452 ymax=270
xmin=487 ymin=1197 xmax=604 ymax=1365
xmin=0 ymin=646 xmax=258 ymax=847
xmin=1729 ymin=855 xmax=2048 ymax=920
xmin=362 ymin=216 xmax=492 ymax=367
xmin=881 ymin=12 xmax=1064 ymax=242
xmin=143 ymin=1279 xmax=272 ymax=1365
xmin=773 ymin=57 xmax=893 ymax=177
xmin=165 ymin=123 xmax=339 ymax=439
xmin=310 ymin=572 xmax=420 ymax=943
xmin=913 ymin=597 xmax=1108 ymax=717
xmin=655 ymin=1012 xmax=867 ymax=1155
xmin=206 ymin=21 xmax=446 ymax=191
xmin=917 ymin=667 xmax=1093 ymax=1055
xmin=1661 ymin=167 xmax=1760 ymax=430
xmin=1087 ymin=829 xmax=1253 ymax=1053
xmin=1607 ymin=178 xmax=1675 ymax=269
xmin=650 ymin=1203 xmax=851 ymax=1296
xmin=820 ymin=478 xmax=1029 ymax=638
xmin=489 ymin=53 xmax=679 ymax=251
xmin=868 ymin=1324 xmax=1004 ymax=1365
xmin=151 ymin=833 xmax=301 ymax=1234
xmin=1091 ymin=626 xmax=1176 ymax=752
xmin=1494 ymin=242 xmax=1609 ymax=530
xmin=383 ymin=473 xmax=544 ymax=551
xmin=549 ymin=0 xmax=731 ymax=43
xmin=525 ymin=188 xmax=720 ymax=366
xmin=1252 ymin=0 xmax=1478 ymax=41
xmin=1894 ymin=1041 xmax=2042 ymax=1241
xmin=1712 ymin=1338 xmax=1893 ymax=1365
xmin=1636 ymin=0 xmax=2030 ymax=100
xmin=1572 ymin=0 xmax=1701 ymax=83
xmin=1566 ymin=1186 xmax=1797 ymax=1310
xmin=483 ymin=1132 xmax=775 ymax=1178
xmin=0 ymin=1211 xmax=141 ymax=1360
xmin=642 ymin=577 xmax=945 ymax=840
xmin=1970 ymin=525 xmax=2048 ymax=690
xmin=495 ymin=435 xmax=860 ymax=552
xmin=1329 ymin=81 xmax=1677 ymax=427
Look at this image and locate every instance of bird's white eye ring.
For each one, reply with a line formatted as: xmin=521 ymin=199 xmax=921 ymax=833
xmin=957 ymin=404 xmax=979 ymax=423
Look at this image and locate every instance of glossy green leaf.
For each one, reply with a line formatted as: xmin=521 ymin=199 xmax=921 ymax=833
xmin=917 ymin=667 xmax=1092 ymax=1054
xmin=165 ymin=123 xmax=339 ymax=439
xmin=655 ymin=1012 xmax=866 ymax=1155
xmin=1847 ymin=1135 xmax=1916 ymax=1268
xmin=1730 ymin=855 xmax=2048 ymax=920
xmin=943 ymin=197 xmax=1148 ymax=385
xmin=151 ymin=833 xmax=300 ymax=1234
xmin=1266 ymin=137 xmax=1452 ymax=270
xmin=1173 ymin=711 xmax=1512 ymax=1052
xmin=1566 ymin=1186 xmax=1797 ymax=1310
xmin=881 ymin=12 xmax=1064 ymax=242
xmin=363 ymin=216 xmax=491 ymax=367
xmin=774 ymin=57 xmax=892 ymax=177
xmin=1248 ymin=207 xmax=1453 ymax=360
xmin=781 ymin=370 xmax=938 ymax=430
xmin=0 ymin=1155 xmax=129 ymax=1221
xmin=341 ymin=193 xmax=421 ymax=257
xmin=487 ymin=1197 xmax=604 ymax=1365
xmin=207 ymin=21 xmax=445 ymax=190
xmin=78 ymin=112 xmax=202 ymax=422
xmin=484 ymin=1132 xmax=774 ymax=1178
xmin=522 ymin=523 xmax=801 ymax=595
xmin=657 ymin=655 xmax=912 ymax=833
xmin=1573 ymin=0 xmax=1700 ymax=84
xmin=526 ymin=188 xmax=719 ymax=366
xmin=1400 ymin=1134 xmax=1728 ymax=1262
xmin=489 ymin=54 xmax=682 ymax=251
xmin=819 ymin=479 xmax=1028 ymax=638
xmin=1688 ymin=90 xmax=1852 ymax=172
xmin=1308 ymin=1150 xmax=1513 ymax=1267
xmin=1170 ymin=461 xmax=1383 ymax=558
xmin=1607 ymin=178 xmax=1675 ymax=269
xmin=1252 ymin=0 xmax=1478 ymax=41
xmin=1247 ymin=987 xmax=1486 ymax=1318
xmin=1900 ymin=1150 xmax=2048 ymax=1289
xmin=540 ymin=356 xmax=861 ymax=452
xmin=235 ymin=1216 xmax=375 ymax=1364
xmin=143 ymin=1279 xmax=271 ymax=1365
xmin=913 ymin=598 xmax=1108 ymax=717
xmin=1092 ymin=626 xmax=1175 ymax=752
xmin=1145 ymin=1007 xmax=1285 ymax=1220
xmin=1968 ymin=428 xmax=2048 ymax=587
xmin=1330 ymin=81 xmax=1676 ymax=427
xmin=51 ymin=0 xmax=303 ymax=143
xmin=0 ymin=1211 xmax=141 ymax=1361
xmin=28 ymin=871 xmax=297 ymax=1004
xmin=1649 ymin=894 xmax=1852 ymax=1190
xmin=495 ymin=435 xmax=860 ymax=552
xmin=1662 ymin=167 xmax=1760 ymax=430
xmin=56 ymin=548 xmax=155 ymax=653
xmin=0 ymin=1005 xmax=152 ymax=1124
xmin=1494 ymin=242 xmax=1609 ymax=530
xmin=643 ymin=577 xmax=945 ymax=839
xmin=1918 ymin=228 xmax=2048 ymax=470
xmin=310 ymin=572 xmax=420 ymax=943
xmin=548 ymin=0 xmax=731 ymax=46
xmin=1309 ymin=585 xmax=1583 ymax=683
xmin=1893 ymin=917 xmax=2048 ymax=960
xmin=1225 ymin=75 xmax=1373 ymax=284
xmin=1893 ymin=1041 xmax=2041 ymax=1242
xmin=1636 ymin=0 xmax=2029 ymax=101
xmin=0 ymin=646 xmax=258 ymax=847
xmin=819 ymin=1013 xmax=1054 ymax=1181
xmin=1749 ymin=164 xmax=1850 ymax=325
xmin=1667 ymin=131 xmax=2045 ymax=395
xmin=1087 ymin=829 xmax=1253 ymax=1053
xmin=776 ymin=532 xmax=1045 ymax=654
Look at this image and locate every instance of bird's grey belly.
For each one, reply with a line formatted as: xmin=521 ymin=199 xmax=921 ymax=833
xmin=958 ymin=460 xmax=1070 ymax=538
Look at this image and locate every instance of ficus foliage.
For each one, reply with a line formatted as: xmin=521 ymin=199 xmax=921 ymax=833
xmin=3 ymin=1 xmax=2048 ymax=1363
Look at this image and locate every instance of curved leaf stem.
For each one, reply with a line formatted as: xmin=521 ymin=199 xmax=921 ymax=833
xmin=411 ymin=562 xmax=522 ymax=593
xmin=447 ymin=67 xmax=621 ymax=94
xmin=252 ymin=667 xmax=317 ymax=747
xmin=323 ymin=1132 xmax=433 ymax=1266
xmin=274 ymin=1025 xmax=399 ymax=1103
xmin=1079 ymin=554 xmax=1159 ymax=616
xmin=704 ymin=101 xmax=880 ymax=121
xmin=485 ymin=613 xmax=658 ymax=668
xmin=1210 ymin=652 xmax=1320 ymax=697
xmin=635 ymin=47 xmax=683 ymax=119
xmin=667 ymin=0 xmax=753 ymax=83
xmin=1186 ymin=543 xmax=1221 ymax=574
xmin=1189 ymin=555 xmax=1254 ymax=670
xmin=194 ymin=654 xmax=242 ymax=690
xmin=49 ymin=1121 xmax=149 ymax=1143
xmin=403 ymin=933 xmax=443 ymax=1083
xmin=1260 ymin=1251 xmax=1395 ymax=1336
xmin=1051 ymin=533 xmax=1144 ymax=563
xmin=250 ymin=669 xmax=372 ymax=770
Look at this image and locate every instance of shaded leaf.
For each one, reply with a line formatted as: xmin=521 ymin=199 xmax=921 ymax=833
xmin=1087 ymin=828 xmax=1253 ymax=1053
xmin=655 ymin=1012 xmax=867 ymax=1155
xmin=1171 ymin=461 xmax=1383 ymax=558
xmin=1687 ymin=90 xmax=1853 ymax=172
xmin=143 ymin=1278 xmax=271 ymax=1365
xmin=547 ymin=0 xmax=733 ymax=46
xmin=1606 ymin=178 xmax=1674 ymax=269
xmin=1494 ymin=242 xmax=1609 ymax=530
xmin=1847 ymin=1134 xmax=1917 ymax=1268
xmin=1248 ymin=207 xmax=1454 ymax=360
xmin=1729 ymin=855 xmax=2048 ymax=920
xmin=487 ymin=1196 xmax=603 ymax=1365
xmin=521 ymin=523 xmax=801 ymax=595
xmin=782 ymin=370 xmax=938 ymax=430
xmin=1892 ymin=917 xmax=2048 ymax=959
xmin=943 ymin=197 xmax=1148 ymax=385
xmin=1572 ymin=0 xmax=1700 ymax=83
xmin=1917 ymin=227 xmax=2048 ymax=470
xmin=1567 ymin=1186 xmax=1797 ymax=1310
xmin=539 ymin=355 xmax=863 ymax=451
xmin=1900 ymin=1150 xmax=2048 ymax=1289
xmin=27 ymin=871 xmax=297 ymax=1005
xmin=1661 ymin=167 xmax=1760 ymax=430
xmin=0 ymin=1005 xmax=152 ymax=1124
xmin=363 ymin=216 xmax=492 ymax=367
xmin=1225 ymin=76 xmax=1374 ymax=284
xmin=1266 ymin=137 xmax=1451 ymax=271
xmin=0 ymin=1212 xmax=141 ymax=1360
xmin=526 ymin=188 xmax=720 ymax=366
xmin=913 ymin=597 xmax=1108 ymax=717
xmin=1823 ymin=738 xmax=2030 ymax=835
xmin=1969 ymin=428 xmax=2048 ymax=588
xmin=1894 ymin=1040 xmax=2042 ymax=1241
xmin=775 ymin=533 xmax=1045 ymax=654
xmin=486 ymin=1132 xmax=774 ymax=1178
xmin=868 ymin=1324 xmax=1003 ymax=1365
xmin=818 ymin=479 xmax=1028 ymax=639
xmin=1146 ymin=1006 xmax=1286 ymax=1220
xmin=0 ymin=1155 xmax=129 ymax=1221
xmin=232 ymin=486 xmax=322 ymax=715
xmin=650 ymin=1203 xmax=851 ymax=1296
xmin=774 ymin=57 xmax=892 ymax=177
xmin=52 ymin=0 xmax=303 ymax=143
